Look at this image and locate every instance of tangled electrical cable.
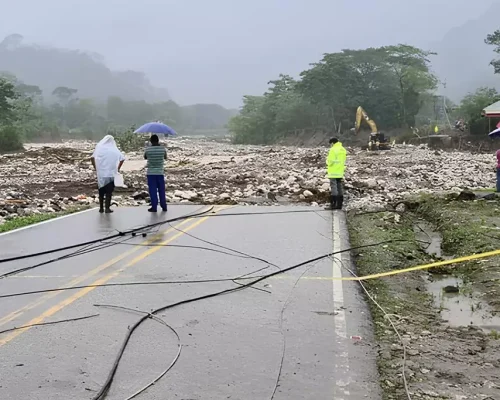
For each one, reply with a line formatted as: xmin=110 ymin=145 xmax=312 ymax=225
xmin=0 ymin=206 xmax=420 ymax=400
xmin=0 ymin=207 xmax=326 ymax=280
xmin=89 ymin=236 xmax=421 ymax=400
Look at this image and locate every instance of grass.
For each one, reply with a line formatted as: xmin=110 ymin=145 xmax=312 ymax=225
xmin=413 ymin=195 xmax=500 ymax=312
xmin=473 ymin=188 xmax=496 ymax=193
xmin=0 ymin=206 xmax=90 ymax=233
xmin=348 ymin=211 xmax=436 ymax=399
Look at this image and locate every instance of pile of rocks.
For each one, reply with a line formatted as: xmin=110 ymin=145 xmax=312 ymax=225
xmin=0 ymin=138 xmax=497 ymax=224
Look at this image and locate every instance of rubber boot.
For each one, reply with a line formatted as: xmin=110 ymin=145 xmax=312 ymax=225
xmin=105 ymin=194 xmax=113 ymax=213
xmin=324 ymin=195 xmax=337 ymax=210
xmin=335 ymin=196 xmax=344 ymax=210
xmin=99 ymin=196 xmax=104 ymax=213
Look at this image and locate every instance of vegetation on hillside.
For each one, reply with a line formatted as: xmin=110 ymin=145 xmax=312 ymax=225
xmin=0 ymin=73 xmax=236 ymax=152
xmin=229 ymin=44 xmax=438 ymax=144
xmin=0 ymin=33 xmax=169 ymax=103
xmin=229 ymin=36 xmax=500 ymax=144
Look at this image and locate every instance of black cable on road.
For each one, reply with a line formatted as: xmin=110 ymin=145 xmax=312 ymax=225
xmin=0 ymin=236 xmax=135 ymax=280
xmin=0 ymin=206 xmax=322 ymax=266
xmin=0 ymin=239 xmax=418 ymax=301
xmin=0 ymin=276 xmax=259 ymax=300
xmin=0 ymin=314 xmax=99 ymax=336
xmin=91 ymin=238 xmax=412 ymax=400
xmin=0 ymin=207 xmax=215 ymax=267
xmin=94 ymin=304 xmax=182 ymax=400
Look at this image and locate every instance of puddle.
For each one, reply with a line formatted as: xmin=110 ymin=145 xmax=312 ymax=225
xmin=428 ymin=276 xmax=500 ymax=332
xmin=414 ymin=222 xmax=445 ymax=258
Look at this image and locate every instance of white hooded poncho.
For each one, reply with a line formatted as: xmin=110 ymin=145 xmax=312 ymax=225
xmin=92 ymin=135 xmax=125 ymax=188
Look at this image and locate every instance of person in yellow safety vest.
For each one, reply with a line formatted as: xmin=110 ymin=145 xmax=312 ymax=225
xmin=325 ymin=137 xmax=347 ymax=210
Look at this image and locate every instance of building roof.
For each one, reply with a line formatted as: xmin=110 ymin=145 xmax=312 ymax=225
xmin=482 ymin=100 xmax=500 ymax=117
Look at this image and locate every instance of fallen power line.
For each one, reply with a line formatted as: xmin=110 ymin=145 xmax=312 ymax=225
xmin=0 ymin=207 xmax=322 ymax=267
xmin=0 ymin=314 xmax=99 ymax=336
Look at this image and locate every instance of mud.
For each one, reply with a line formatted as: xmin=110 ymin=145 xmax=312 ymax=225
xmin=428 ymin=275 xmax=500 ymax=333
xmin=350 ymin=212 xmax=500 ymax=400
xmin=414 ymin=222 xmax=445 ymax=258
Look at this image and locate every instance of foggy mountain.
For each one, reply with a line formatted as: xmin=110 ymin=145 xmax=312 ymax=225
xmin=0 ymin=34 xmax=170 ymax=103
xmin=430 ymin=1 xmax=500 ymax=101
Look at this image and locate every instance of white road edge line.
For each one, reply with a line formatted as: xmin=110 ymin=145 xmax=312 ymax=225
xmin=0 ymin=207 xmax=96 ymax=237
xmin=332 ymin=211 xmax=350 ymax=399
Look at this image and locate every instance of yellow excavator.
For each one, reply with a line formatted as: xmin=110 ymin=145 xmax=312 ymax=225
xmin=352 ymin=106 xmax=391 ymax=150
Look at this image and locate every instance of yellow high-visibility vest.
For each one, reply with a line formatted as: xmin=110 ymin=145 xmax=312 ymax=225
xmin=326 ymin=142 xmax=347 ymax=179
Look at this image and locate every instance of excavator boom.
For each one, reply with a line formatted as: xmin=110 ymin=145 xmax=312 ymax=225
xmin=354 ymin=106 xmax=378 ymax=134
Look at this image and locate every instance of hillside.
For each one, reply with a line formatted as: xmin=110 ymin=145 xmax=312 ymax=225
xmin=430 ymin=2 xmax=500 ymax=101
xmin=0 ymin=33 xmax=170 ymax=103
xmin=181 ymin=104 xmax=238 ymax=130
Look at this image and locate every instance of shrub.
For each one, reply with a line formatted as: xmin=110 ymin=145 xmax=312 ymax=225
xmin=0 ymin=125 xmax=23 ymax=152
xmin=113 ymin=126 xmax=146 ymax=152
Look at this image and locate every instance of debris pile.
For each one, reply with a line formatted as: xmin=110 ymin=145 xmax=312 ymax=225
xmin=0 ymin=139 xmax=497 ymax=223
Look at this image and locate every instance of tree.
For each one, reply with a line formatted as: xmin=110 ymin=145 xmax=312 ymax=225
xmin=16 ymin=83 xmax=42 ymax=98
xmin=0 ymin=77 xmax=18 ymax=123
xmin=485 ymin=30 xmax=500 ymax=74
xmin=228 ymin=44 xmax=437 ymax=144
xmin=381 ymin=45 xmax=437 ymax=127
xmin=458 ymin=87 xmax=500 ymax=134
xmin=52 ymin=86 xmax=78 ymax=105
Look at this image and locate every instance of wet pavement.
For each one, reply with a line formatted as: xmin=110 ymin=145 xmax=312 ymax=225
xmin=0 ymin=205 xmax=380 ymax=400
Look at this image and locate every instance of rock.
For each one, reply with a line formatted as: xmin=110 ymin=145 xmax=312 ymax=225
xmin=0 ymin=137 xmax=498 ymax=212
xmin=457 ymin=190 xmax=476 ymax=201
xmin=132 ymin=191 xmax=149 ymax=200
xmin=443 ymin=285 xmax=460 ymax=293
xmin=362 ymin=178 xmax=378 ymax=189
xmin=303 ymin=190 xmax=314 ymax=198
xmin=407 ymin=349 xmax=420 ymax=356
xmin=482 ymin=192 xmax=497 ymax=200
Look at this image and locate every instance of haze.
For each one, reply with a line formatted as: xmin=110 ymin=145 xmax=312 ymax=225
xmin=0 ymin=0 xmax=497 ymax=107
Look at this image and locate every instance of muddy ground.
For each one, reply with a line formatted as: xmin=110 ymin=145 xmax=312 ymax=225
xmin=1 ymin=139 xmax=500 ymax=398
xmin=349 ymin=195 xmax=500 ymax=400
xmin=0 ymin=137 xmax=497 ymax=224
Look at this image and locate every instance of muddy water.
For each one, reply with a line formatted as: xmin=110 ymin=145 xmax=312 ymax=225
xmin=414 ymin=221 xmax=500 ymax=332
xmin=414 ymin=221 xmax=446 ymax=258
xmin=428 ymin=276 xmax=500 ymax=332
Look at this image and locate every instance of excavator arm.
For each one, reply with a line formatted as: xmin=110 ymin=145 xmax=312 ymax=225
xmin=354 ymin=106 xmax=378 ymax=135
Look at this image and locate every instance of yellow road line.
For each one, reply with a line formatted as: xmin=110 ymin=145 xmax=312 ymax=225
xmin=0 ymin=217 xmax=195 ymax=329
xmin=0 ymin=215 xmax=212 ymax=347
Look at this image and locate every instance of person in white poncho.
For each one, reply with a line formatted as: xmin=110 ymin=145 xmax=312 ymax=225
xmin=90 ymin=135 xmax=125 ymax=213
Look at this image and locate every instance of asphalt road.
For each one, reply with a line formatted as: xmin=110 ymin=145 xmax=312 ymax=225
xmin=0 ymin=205 xmax=381 ymax=400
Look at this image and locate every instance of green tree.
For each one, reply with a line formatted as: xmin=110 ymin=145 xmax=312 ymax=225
xmin=228 ymin=96 xmax=269 ymax=144
xmin=381 ymin=45 xmax=437 ymax=127
xmin=0 ymin=76 xmax=18 ymax=123
xmin=485 ymin=30 xmax=500 ymax=74
xmin=0 ymin=125 xmax=22 ymax=151
xmin=458 ymin=87 xmax=500 ymax=134
xmin=52 ymin=86 xmax=78 ymax=105
xmin=229 ymin=44 xmax=437 ymax=145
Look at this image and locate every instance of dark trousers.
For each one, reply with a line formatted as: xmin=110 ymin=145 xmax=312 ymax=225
xmin=98 ymin=181 xmax=114 ymax=210
xmin=329 ymin=178 xmax=344 ymax=196
xmin=147 ymin=175 xmax=167 ymax=211
xmin=98 ymin=182 xmax=115 ymax=198
xmin=497 ymin=168 xmax=500 ymax=193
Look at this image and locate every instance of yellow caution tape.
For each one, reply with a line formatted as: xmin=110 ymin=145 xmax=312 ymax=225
xmin=335 ymin=248 xmax=500 ymax=281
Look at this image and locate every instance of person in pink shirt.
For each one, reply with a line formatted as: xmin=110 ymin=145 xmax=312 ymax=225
xmin=497 ymin=149 xmax=500 ymax=192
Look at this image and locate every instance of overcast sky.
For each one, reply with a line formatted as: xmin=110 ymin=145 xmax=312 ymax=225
xmin=0 ymin=0 xmax=497 ymax=107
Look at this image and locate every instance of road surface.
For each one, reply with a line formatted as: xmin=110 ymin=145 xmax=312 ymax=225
xmin=0 ymin=205 xmax=380 ymax=399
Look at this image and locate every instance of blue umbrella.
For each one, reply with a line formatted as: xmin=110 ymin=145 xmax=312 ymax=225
xmin=134 ymin=121 xmax=177 ymax=136
xmin=489 ymin=127 xmax=500 ymax=138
